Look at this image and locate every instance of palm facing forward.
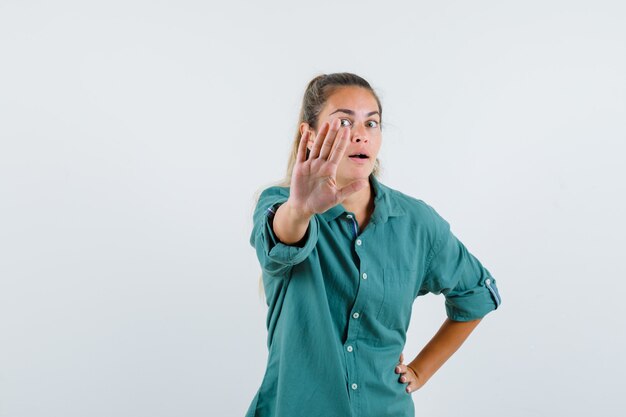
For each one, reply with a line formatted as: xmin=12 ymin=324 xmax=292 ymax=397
xmin=288 ymin=118 xmax=369 ymax=216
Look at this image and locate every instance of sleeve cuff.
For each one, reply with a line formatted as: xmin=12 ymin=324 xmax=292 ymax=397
xmin=444 ymin=278 xmax=502 ymax=321
xmin=260 ymin=202 xmax=320 ymax=269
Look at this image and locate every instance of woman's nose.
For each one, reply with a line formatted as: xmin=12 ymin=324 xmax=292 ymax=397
xmin=351 ymin=125 xmax=368 ymax=143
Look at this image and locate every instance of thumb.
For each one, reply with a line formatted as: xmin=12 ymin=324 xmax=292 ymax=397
xmin=337 ymin=179 xmax=369 ymax=202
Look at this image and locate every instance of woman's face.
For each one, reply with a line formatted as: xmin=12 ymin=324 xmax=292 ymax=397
xmin=302 ymin=86 xmax=382 ymax=187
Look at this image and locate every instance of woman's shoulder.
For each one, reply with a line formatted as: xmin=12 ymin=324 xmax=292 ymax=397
xmin=379 ymin=182 xmax=450 ymax=231
xmin=252 ymin=182 xmax=291 ymax=206
xmin=259 ymin=184 xmax=290 ymax=199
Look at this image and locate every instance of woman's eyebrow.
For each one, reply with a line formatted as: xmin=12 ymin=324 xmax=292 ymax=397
xmin=330 ymin=109 xmax=380 ymax=117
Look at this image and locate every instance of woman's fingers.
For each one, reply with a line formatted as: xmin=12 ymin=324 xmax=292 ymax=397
xmin=296 ymin=130 xmax=310 ymax=163
xmin=337 ymin=179 xmax=368 ymax=202
xmin=395 ymin=363 xmax=408 ymax=378
xmin=308 ymin=121 xmax=331 ymax=160
xmin=318 ymin=118 xmax=341 ymax=160
xmin=328 ymin=125 xmax=350 ymax=165
xmin=395 ymin=363 xmax=422 ymax=394
xmin=405 ymin=366 xmax=421 ymax=393
xmin=310 ymin=118 xmax=343 ymax=161
xmin=405 ymin=380 xmax=418 ymax=394
xmin=395 ymin=363 xmax=413 ymax=390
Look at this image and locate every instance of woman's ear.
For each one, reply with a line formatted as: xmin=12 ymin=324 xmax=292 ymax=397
xmin=299 ymin=122 xmax=315 ymax=150
xmin=299 ymin=122 xmax=309 ymax=136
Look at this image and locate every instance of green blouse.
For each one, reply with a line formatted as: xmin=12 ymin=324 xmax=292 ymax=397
xmin=246 ymin=174 xmax=501 ymax=417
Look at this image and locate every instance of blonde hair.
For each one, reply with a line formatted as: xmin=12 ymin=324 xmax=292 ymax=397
xmin=257 ymin=73 xmax=384 ymax=301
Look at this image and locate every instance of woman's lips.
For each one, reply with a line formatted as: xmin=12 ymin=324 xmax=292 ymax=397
xmin=348 ymin=155 xmax=369 ymax=164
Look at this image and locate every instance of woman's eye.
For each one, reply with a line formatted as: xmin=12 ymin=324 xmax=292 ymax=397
xmin=367 ymin=120 xmax=379 ymax=128
xmin=340 ymin=118 xmax=352 ymax=127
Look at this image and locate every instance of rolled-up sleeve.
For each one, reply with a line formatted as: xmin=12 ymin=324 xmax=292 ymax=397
xmin=250 ymin=187 xmax=319 ymax=277
xmin=421 ymin=212 xmax=502 ymax=322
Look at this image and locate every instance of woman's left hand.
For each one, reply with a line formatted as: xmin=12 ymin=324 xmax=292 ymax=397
xmin=395 ymin=353 xmax=425 ymax=394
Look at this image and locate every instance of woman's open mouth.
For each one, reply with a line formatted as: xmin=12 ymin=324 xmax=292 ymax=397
xmin=348 ymin=153 xmax=369 ymax=164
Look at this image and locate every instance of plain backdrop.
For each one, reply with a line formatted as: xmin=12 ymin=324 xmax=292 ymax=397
xmin=1 ymin=1 xmax=625 ymax=416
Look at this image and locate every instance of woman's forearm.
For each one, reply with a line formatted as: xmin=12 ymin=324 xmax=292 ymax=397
xmin=408 ymin=317 xmax=482 ymax=384
xmin=272 ymin=200 xmax=312 ymax=246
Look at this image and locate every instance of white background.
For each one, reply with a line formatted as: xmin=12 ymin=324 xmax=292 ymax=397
xmin=1 ymin=1 xmax=625 ymax=416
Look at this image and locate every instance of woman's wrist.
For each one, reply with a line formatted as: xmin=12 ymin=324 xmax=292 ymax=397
xmin=273 ymin=199 xmax=313 ymax=245
xmin=407 ymin=362 xmax=428 ymax=384
xmin=283 ymin=198 xmax=314 ymax=222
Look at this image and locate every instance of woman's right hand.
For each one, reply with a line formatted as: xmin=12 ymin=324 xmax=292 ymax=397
xmin=286 ymin=118 xmax=369 ymax=217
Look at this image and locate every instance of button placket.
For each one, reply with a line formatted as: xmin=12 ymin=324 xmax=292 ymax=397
xmin=345 ymin=214 xmax=370 ymax=407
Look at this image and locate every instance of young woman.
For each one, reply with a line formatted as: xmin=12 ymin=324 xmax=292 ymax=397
xmin=246 ymin=73 xmax=502 ymax=417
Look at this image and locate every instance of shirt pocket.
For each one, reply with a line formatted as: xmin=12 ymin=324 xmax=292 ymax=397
xmin=376 ymin=267 xmax=418 ymax=330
